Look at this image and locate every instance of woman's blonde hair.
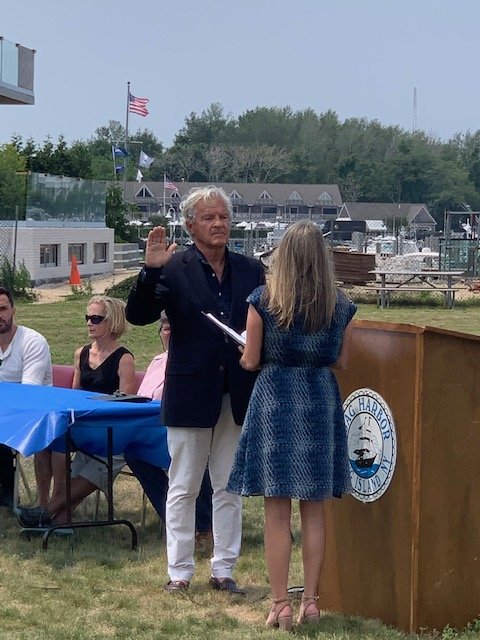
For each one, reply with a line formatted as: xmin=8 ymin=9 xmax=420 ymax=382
xmin=265 ymin=220 xmax=337 ymax=332
xmin=87 ymin=295 xmax=128 ymax=339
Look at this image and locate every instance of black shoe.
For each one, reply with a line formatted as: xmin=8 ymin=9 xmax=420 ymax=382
xmin=14 ymin=506 xmax=52 ymax=528
xmin=209 ymin=577 xmax=245 ymax=595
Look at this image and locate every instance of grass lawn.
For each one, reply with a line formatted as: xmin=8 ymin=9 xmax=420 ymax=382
xmin=12 ymin=296 xmax=480 ymax=369
xmin=354 ymin=302 xmax=480 ymax=337
xmin=1 ymin=297 xmax=479 ymax=638
xmin=2 ymin=470 xmax=479 ymax=639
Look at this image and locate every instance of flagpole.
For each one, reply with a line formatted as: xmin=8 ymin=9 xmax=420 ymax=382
xmin=163 ymin=173 xmax=172 ymax=241
xmin=123 ymin=81 xmax=130 ymax=200
xmin=111 ymin=145 xmax=117 ymax=180
xmin=163 ymin=172 xmax=166 ymax=218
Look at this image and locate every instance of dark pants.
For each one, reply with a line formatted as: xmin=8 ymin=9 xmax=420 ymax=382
xmin=0 ymin=444 xmax=15 ymax=505
xmin=124 ymin=452 xmax=213 ymax=533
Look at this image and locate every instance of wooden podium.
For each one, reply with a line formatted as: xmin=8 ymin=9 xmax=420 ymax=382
xmin=321 ymin=320 xmax=480 ymax=632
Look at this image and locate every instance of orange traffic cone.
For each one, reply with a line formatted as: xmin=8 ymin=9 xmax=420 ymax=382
xmin=69 ymin=255 xmax=81 ymax=285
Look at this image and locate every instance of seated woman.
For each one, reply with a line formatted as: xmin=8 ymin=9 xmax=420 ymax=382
xmin=124 ymin=311 xmax=213 ymax=553
xmin=16 ymin=295 xmax=136 ymax=527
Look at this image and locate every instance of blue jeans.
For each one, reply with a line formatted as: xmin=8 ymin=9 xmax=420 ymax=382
xmin=124 ymin=452 xmax=213 ymax=532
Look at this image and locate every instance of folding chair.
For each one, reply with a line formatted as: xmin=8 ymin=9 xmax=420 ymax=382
xmin=13 ymin=451 xmax=35 ymax=508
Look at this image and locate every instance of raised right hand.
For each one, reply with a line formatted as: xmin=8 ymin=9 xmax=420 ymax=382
xmin=145 ymin=226 xmax=178 ymax=268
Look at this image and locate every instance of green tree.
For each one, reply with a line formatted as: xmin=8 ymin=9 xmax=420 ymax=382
xmin=174 ymin=103 xmax=233 ymax=147
xmin=233 ymin=106 xmax=297 ymax=148
xmin=0 ymin=144 xmax=27 ymax=218
xmin=106 ymin=184 xmax=131 ymax=241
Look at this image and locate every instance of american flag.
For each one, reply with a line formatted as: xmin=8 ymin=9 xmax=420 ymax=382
xmin=129 ymin=93 xmax=149 ymax=117
xmin=164 ymin=176 xmax=178 ymax=191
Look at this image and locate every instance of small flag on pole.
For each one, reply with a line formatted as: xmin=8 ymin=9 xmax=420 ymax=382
xmin=164 ymin=175 xmax=178 ymax=191
xmin=112 ymin=145 xmax=128 ymax=159
xmin=139 ymin=150 xmax=154 ymax=168
xmin=129 ymin=92 xmax=149 ymax=117
xmin=136 ymin=169 xmax=143 ymax=182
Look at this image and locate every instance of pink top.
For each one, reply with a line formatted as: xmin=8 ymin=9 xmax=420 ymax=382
xmin=137 ymin=352 xmax=167 ymax=400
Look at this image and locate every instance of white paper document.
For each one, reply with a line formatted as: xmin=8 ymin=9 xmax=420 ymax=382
xmin=202 ymin=312 xmax=246 ymax=346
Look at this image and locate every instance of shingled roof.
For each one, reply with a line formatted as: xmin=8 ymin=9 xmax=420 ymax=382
xmin=123 ymin=181 xmax=343 ymax=206
xmin=338 ymin=202 xmax=436 ymax=224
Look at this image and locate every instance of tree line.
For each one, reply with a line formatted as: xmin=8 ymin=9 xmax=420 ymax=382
xmin=3 ymin=103 xmax=480 ymax=225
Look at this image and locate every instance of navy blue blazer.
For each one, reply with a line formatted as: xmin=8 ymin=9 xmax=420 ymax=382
xmin=126 ymin=246 xmax=265 ymax=427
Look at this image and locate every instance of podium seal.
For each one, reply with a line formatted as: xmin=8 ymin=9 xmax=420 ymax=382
xmin=343 ymin=388 xmax=397 ymax=502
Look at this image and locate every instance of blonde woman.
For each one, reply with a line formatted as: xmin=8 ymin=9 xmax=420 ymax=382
xmin=16 ymin=296 xmax=136 ymax=528
xmin=227 ymin=221 xmax=356 ymax=631
xmin=72 ymin=295 xmax=135 ymax=395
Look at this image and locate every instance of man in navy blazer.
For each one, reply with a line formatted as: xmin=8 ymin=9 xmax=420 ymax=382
xmin=126 ymin=186 xmax=264 ymax=594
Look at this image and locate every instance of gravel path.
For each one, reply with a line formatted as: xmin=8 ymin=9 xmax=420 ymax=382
xmin=32 ymin=268 xmax=140 ymax=304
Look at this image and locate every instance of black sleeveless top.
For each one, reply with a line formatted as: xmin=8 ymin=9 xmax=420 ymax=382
xmin=79 ymin=345 xmax=132 ymax=394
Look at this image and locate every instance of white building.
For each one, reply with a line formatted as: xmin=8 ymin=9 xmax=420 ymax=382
xmin=0 ymin=221 xmax=114 ymax=285
xmin=0 ymin=173 xmax=114 ymax=285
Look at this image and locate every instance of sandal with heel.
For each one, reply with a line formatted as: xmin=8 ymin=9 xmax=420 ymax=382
xmin=297 ymin=595 xmax=320 ymax=625
xmin=265 ymin=598 xmax=293 ymax=631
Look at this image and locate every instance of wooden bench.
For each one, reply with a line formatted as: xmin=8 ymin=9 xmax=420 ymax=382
xmin=366 ymin=285 xmax=464 ymax=309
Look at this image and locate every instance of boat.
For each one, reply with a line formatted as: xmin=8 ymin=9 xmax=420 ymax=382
xmin=365 ymin=236 xmax=419 ymax=255
xmin=351 ymin=420 xmax=380 ymax=469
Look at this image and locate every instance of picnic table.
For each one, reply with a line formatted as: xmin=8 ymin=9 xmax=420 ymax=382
xmin=368 ymin=269 xmax=466 ymax=309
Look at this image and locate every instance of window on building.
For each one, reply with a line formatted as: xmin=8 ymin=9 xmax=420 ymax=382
xmin=93 ymin=243 xmax=108 ymax=263
xmin=259 ymin=190 xmax=273 ymax=202
xmin=229 ymin=189 xmax=243 ymax=202
xmin=40 ymin=244 xmax=59 ymax=268
xmin=261 ymin=206 xmax=277 ymax=215
xmin=135 ymin=186 xmax=154 ymax=199
xmin=323 ymin=207 xmax=338 ymax=216
xmin=319 ymin=191 xmax=334 ymax=205
xmin=288 ymin=191 xmax=303 ymax=203
xmin=68 ymin=243 xmax=85 ymax=264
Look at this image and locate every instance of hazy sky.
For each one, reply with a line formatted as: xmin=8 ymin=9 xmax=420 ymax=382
xmin=2 ymin=0 xmax=480 ymax=148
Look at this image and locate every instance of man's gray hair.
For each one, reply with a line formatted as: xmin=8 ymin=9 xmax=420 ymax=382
xmin=179 ymin=186 xmax=232 ymax=235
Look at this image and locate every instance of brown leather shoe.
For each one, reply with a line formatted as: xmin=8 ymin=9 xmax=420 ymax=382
xmin=164 ymin=580 xmax=189 ymax=593
xmin=209 ymin=577 xmax=245 ymax=595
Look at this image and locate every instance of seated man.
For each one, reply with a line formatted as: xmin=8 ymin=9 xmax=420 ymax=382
xmin=0 ymin=286 xmax=54 ymax=509
xmin=125 ymin=312 xmax=213 ymax=551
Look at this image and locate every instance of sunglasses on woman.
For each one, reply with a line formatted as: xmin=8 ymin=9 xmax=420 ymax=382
xmin=85 ymin=314 xmax=106 ymax=325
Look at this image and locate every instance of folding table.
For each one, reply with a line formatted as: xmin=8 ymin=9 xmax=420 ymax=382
xmin=0 ymin=382 xmax=168 ymax=549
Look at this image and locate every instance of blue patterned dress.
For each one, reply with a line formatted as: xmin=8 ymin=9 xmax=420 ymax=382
xmin=227 ymin=286 xmax=356 ymax=501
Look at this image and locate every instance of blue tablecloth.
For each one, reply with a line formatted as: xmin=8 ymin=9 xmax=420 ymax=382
xmin=0 ymin=382 xmax=170 ymax=468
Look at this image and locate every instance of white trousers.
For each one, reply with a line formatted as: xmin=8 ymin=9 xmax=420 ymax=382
xmin=166 ymin=394 xmax=242 ymax=582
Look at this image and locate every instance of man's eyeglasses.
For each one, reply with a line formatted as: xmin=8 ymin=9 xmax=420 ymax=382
xmin=85 ymin=314 xmax=106 ymax=325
